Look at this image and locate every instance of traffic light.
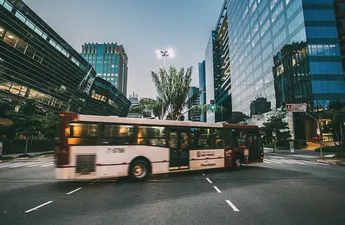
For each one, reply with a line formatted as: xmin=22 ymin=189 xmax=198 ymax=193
xmin=209 ymin=100 xmax=216 ymax=111
xmin=281 ymin=101 xmax=287 ymax=112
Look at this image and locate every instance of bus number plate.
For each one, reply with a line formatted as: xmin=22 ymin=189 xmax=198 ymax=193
xmin=107 ymin=148 xmax=125 ymax=153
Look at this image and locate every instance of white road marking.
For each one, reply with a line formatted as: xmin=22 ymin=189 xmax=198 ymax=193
xmin=25 ymin=201 xmax=54 ymax=213
xmin=206 ymin=178 xmax=213 ymax=184
xmin=290 ymin=160 xmax=306 ymax=165
xmin=26 ymin=161 xmax=53 ymax=167
xmin=213 ymin=186 xmax=222 ymax=193
xmin=66 ymin=187 xmax=82 ymax=195
xmin=263 ymin=160 xmax=271 ymax=164
xmin=40 ymin=163 xmax=54 ymax=167
xmin=226 ymin=200 xmax=239 ymax=212
xmin=265 ymin=159 xmax=282 ymax=164
xmin=201 ymin=172 xmax=205 ymax=176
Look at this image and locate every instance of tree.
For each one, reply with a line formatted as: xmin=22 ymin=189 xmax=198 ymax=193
xmin=129 ymin=97 xmax=166 ymax=119
xmin=262 ymin=111 xmax=291 ymax=145
xmin=328 ymin=101 xmax=345 ymax=147
xmin=150 ymin=66 xmax=224 ymax=120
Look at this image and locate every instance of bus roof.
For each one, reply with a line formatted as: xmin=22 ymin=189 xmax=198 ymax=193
xmin=74 ymin=114 xmax=259 ymax=129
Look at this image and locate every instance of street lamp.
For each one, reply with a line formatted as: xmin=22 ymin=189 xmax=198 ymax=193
xmin=156 ymin=49 xmax=174 ymax=66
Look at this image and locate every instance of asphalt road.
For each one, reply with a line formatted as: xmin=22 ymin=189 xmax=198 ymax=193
xmin=0 ymin=155 xmax=345 ymax=225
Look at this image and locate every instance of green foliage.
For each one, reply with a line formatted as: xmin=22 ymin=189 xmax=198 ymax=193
xmin=1 ymin=99 xmax=57 ymax=139
xmin=262 ymin=111 xmax=291 ymax=144
xmin=327 ymin=101 xmax=345 ymax=147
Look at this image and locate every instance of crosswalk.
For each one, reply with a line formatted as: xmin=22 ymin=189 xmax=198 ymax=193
xmin=264 ymin=156 xmax=327 ymax=166
xmin=0 ymin=160 xmax=54 ymax=169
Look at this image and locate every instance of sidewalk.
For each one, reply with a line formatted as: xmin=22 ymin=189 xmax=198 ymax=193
xmin=0 ymin=151 xmax=54 ymax=161
xmin=317 ymin=158 xmax=345 ymax=166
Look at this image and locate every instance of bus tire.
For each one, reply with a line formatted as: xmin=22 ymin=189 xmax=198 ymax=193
xmin=232 ymin=154 xmax=242 ymax=170
xmin=129 ymin=159 xmax=150 ymax=181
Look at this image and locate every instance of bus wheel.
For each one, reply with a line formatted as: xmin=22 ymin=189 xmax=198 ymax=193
xmin=232 ymin=155 xmax=242 ymax=170
xmin=129 ymin=159 xmax=150 ymax=181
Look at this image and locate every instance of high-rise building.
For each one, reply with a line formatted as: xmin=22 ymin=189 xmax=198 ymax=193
xmin=250 ymin=97 xmax=271 ymax=117
xmin=81 ymin=43 xmax=128 ymax=97
xmin=334 ymin=0 xmax=345 ymax=73
xmin=210 ymin=0 xmax=345 ymax=139
xmin=205 ymin=0 xmax=232 ymax=123
xmin=226 ymin=0 xmax=345 ymax=115
xmin=198 ymin=61 xmax=206 ymax=122
xmin=0 ymin=0 xmax=130 ymax=116
xmin=187 ymin=86 xmax=200 ymax=122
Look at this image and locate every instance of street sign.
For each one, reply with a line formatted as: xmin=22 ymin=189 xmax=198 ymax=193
xmin=286 ymin=103 xmax=307 ymax=112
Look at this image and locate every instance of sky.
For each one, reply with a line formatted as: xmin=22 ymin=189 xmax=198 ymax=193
xmin=24 ymin=0 xmax=224 ymax=98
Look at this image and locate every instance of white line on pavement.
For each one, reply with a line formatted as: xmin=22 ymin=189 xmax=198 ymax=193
xmin=206 ymin=178 xmax=213 ymax=184
xmin=263 ymin=160 xmax=271 ymax=164
xmin=26 ymin=162 xmax=52 ymax=167
xmin=226 ymin=200 xmax=239 ymax=212
xmin=25 ymin=201 xmax=54 ymax=213
xmin=40 ymin=163 xmax=54 ymax=167
xmin=201 ymin=172 xmax=205 ymax=176
xmin=66 ymin=187 xmax=82 ymax=195
xmin=265 ymin=159 xmax=282 ymax=164
xmin=213 ymin=186 xmax=222 ymax=193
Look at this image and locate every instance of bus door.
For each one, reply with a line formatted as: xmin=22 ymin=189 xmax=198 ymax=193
xmin=169 ymin=127 xmax=190 ymax=169
xmin=247 ymin=130 xmax=261 ymax=161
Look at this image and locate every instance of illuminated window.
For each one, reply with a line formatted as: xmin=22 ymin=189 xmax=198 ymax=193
xmin=102 ymin=124 xmax=134 ymax=145
xmin=3 ymin=32 xmax=17 ymax=47
xmin=137 ymin=126 xmax=166 ymax=147
xmin=3 ymin=1 xmax=13 ymax=11
xmin=0 ymin=27 xmax=4 ymax=37
xmin=15 ymin=11 xmax=26 ymax=23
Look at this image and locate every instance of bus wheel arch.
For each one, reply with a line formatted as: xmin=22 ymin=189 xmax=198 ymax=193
xmin=129 ymin=156 xmax=151 ymax=181
xmin=232 ymin=153 xmax=243 ymax=169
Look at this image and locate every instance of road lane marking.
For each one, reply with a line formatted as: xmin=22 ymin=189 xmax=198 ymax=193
xmin=26 ymin=162 xmax=50 ymax=167
xmin=40 ymin=163 xmax=54 ymax=167
xmin=66 ymin=187 xmax=82 ymax=195
xmin=263 ymin=160 xmax=271 ymax=164
xmin=206 ymin=178 xmax=213 ymax=184
xmin=226 ymin=200 xmax=239 ymax=212
xmin=213 ymin=186 xmax=222 ymax=193
xmin=25 ymin=201 xmax=54 ymax=213
xmin=201 ymin=172 xmax=205 ymax=176
xmin=265 ymin=159 xmax=282 ymax=164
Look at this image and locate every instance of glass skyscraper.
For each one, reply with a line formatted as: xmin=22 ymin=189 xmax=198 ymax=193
xmin=227 ymin=0 xmax=345 ymax=115
xmin=198 ymin=61 xmax=206 ymax=122
xmin=81 ymin=43 xmax=128 ymax=97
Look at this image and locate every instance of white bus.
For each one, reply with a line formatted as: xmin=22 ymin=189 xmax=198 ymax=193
xmin=55 ymin=112 xmax=263 ymax=181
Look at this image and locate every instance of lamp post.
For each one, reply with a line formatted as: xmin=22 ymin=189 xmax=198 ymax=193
xmin=156 ymin=48 xmax=174 ymax=67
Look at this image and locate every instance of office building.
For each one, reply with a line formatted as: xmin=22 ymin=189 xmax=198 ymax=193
xmin=198 ymin=61 xmax=206 ymax=122
xmin=205 ymin=0 xmax=232 ymax=123
xmin=218 ymin=0 xmax=345 ymax=139
xmin=81 ymin=43 xmax=128 ymax=97
xmin=0 ymin=0 xmax=130 ymax=116
xmin=187 ymin=86 xmax=200 ymax=122
xmin=334 ymin=0 xmax=345 ymax=73
xmin=250 ymin=97 xmax=271 ymax=117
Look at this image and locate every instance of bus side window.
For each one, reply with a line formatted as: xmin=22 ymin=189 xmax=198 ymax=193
xmin=190 ymin=128 xmax=212 ymax=149
xmin=215 ymin=129 xmax=230 ymax=149
xmin=137 ymin=126 xmax=166 ymax=147
xmin=103 ymin=124 xmax=134 ymax=145
xmin=230 ymin=129 xmax=246 ymax=148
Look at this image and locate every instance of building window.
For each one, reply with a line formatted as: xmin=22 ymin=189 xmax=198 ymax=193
xmin=15 ymin=11 xmax=26 ymax=23
xmin=3 ymin=32 xmax=17 ymax=47
xmin=0 ymin=26 xmax=4 ymax=37
xmin=3 ymin=1 xmax=12 ymax=11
